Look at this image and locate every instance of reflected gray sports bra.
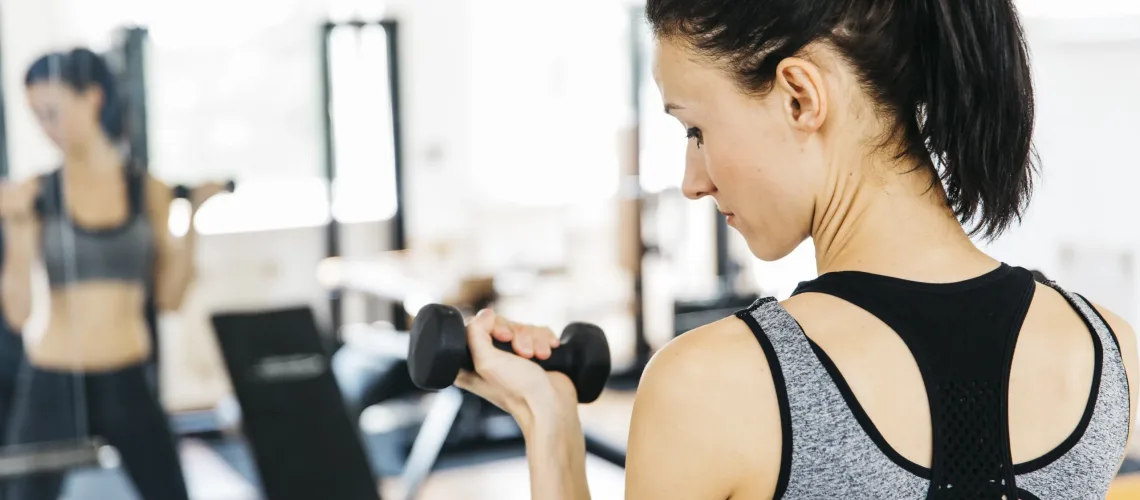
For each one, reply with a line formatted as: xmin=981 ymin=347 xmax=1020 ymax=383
xmin=38 ymin=168 xmax=154 ymax=289
xmin=736 ymin=265 xmax=1130 ymax=499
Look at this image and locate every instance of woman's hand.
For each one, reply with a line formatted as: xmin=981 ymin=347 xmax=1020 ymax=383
xmin=455 ymin=309 xmax=580 ymax=432
xmin=189 ymin=181 xmax=228 ymax=209
xmin=0 ymin=180 xmax=39 ymax=221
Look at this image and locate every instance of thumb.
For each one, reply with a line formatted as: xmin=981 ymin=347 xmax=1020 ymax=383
xmin=465 ymin=309 xmax=500 ymax=367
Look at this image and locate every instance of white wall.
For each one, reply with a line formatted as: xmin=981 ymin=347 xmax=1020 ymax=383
xmin=984 ymin=24 xmax=1140 ymax=323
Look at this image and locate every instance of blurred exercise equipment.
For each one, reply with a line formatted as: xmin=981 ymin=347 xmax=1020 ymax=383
xmin=212 ymin=307 xmax=381 ymax=500
xmin=0 ymin=438 xmax=111 ymax=479
xmin=171 ymin=180 xmax=236 ymax=200
xmin=319 ymin=254 xmax=626 ymax=499
xmin=321 ymin=19 xmax=407 ymax=336
xmin=408 ymin=304 xmax=612 ymax=404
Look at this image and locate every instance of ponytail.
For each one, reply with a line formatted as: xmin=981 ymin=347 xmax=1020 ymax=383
xmin=916 ymin=0 xmax=1036 ymax=239
xmin=647 ymin=0 xmax=1038 ymax=239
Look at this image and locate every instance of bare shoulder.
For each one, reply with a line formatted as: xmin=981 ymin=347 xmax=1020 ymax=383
xmin=144 ymin=174 xmax=171 ymax=200
xmin=642 ymin=314 xmax=770 ymax=387
xmin=143 ymin=174 xmax=173 ymax=214
xmin=627 ymin=314 xmax=782 ymax=499
xmin=638 ymin=313 xmax=780 ymax=418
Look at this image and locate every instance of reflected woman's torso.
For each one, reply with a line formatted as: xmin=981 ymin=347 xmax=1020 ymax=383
xmin=26 ymin=167 xmax=155 ymax=372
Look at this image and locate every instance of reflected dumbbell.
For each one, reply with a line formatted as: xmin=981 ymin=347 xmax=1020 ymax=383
xmin=407 ymin=304 xmax=612 ymax=403
xmin=171 ymin=180 xmax=236 ymax=200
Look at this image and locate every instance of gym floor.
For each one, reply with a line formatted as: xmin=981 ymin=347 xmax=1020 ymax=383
xmin=53 ymin=389 xmax=1140 ymax=499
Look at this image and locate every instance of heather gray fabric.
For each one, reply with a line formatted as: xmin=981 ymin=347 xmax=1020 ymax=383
xmin=1014 ymin=284 xmax=1131 ymax=500
xmin=38 ymin=170 xmax=154 ymax=289
xmin=41 ymin=214 xmax=153 ymax=288
xmin=749 ymin=298 xmax=931 ymax=499
xmin=745 ymin=282 xmax=1131 ymax=500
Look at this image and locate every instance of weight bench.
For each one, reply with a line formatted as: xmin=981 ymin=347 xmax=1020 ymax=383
xmin=212 ymin=307 xmax=382 ymax=500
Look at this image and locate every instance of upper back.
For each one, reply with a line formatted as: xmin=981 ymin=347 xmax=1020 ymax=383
xmin=732 ymin=264 xmax=1137 ymax=499
xmin=37 ymin=168 xmax=154 ymax=288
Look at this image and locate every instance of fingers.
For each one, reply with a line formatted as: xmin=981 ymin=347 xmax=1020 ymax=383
xmin=511 ymin=324 xmax=535 ymax=359
xmin=531 ymin=326 xmax=558 ymax=360
xmin=467 ymin=309 xmax=561 ymax=362
xmin=511 ymin=324 xmax=559 ymax=361
xmin=491 ymin=315 xmax=515 ymax=343
xmin=465 ymin=309 xmax=500 ymax=366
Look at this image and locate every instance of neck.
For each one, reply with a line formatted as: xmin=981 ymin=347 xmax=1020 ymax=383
xmin=810 ymin=159 xmax=998 ymax=282
xmin=65 ymin=134 xmax=122 ymax=174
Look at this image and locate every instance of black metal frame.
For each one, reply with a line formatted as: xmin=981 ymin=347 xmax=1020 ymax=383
xmin=320 ymin=20 xmax=407 ymax=339
xmin=117 ymin=27 xmax=150 ymax=169
xmin=0 ymin=20 xmax=9 ymax=179
xmin=619 ymin=7 xmax=740 ymax=386
xmin=607 ymin=8 xmax=654 ymax=387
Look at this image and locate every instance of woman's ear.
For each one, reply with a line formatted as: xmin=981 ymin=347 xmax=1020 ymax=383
xmin=774 ymin=57 xmax=828 ymax=133
xmin=80 ymin=86 xmax=105 ymax=116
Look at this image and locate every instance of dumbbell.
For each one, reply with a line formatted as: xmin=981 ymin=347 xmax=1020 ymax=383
xmin=172 ymin=180 xmax=236 ymax=200
xmin=407 ymin=304 xmax=612 ymax=404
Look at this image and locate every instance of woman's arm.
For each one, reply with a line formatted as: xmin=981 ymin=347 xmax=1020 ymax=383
xmin=145 ymin=175 xmax=197 ymax=312
xmin=520 ymin=381 xmax=590 ymax=500
xmin=0 ymin=178 xmax=43 ymax=329
xmin=509 ymin=314 xmax=782 ymax=500
xmin=1 ymin=220 xmax=40 ymax=330
xmin=624 ymin=317 xmax=782 ymax=499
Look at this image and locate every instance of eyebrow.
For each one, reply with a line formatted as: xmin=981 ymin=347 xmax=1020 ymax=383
xmin=664 ymin=103 xmax=684 ymax=115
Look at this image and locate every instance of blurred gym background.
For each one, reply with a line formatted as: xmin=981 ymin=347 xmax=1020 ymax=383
xmin=0 ymin=0 xmax=1139 ymax=499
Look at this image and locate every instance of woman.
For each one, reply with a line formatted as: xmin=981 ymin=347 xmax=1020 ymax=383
xmin=0 ymin=48 xmax=218 ymax=499
xmin=456 ymin=1 xmax=1139 ymax=499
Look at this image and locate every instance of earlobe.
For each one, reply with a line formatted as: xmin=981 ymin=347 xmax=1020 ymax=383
xmin=775 ymin=59 xmax=828 ymax=132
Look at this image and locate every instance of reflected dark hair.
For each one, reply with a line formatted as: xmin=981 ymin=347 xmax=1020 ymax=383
xmin=25 ymin=48 xmax=124 ymax=141
xmin=647 ymin=0 xmax=1037 ymax=239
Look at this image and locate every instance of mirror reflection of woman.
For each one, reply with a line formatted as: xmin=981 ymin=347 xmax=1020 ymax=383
xmin=0 ymin=48 xmax=220 ymax=500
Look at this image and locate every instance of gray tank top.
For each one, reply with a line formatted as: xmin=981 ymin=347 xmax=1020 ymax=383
xmin=38 ymin=169 xmax=154 ymax=288
xmin=737 ymin=277 xmax=1130 ymax=499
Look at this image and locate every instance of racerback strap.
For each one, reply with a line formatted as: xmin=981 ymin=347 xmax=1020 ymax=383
xmin=792 ymin=264 xmax=1035 ymax=498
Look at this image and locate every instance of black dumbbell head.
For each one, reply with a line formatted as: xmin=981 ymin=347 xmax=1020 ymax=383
xmin=408 ymin=304 xmax=469 ymax=391
xmin=560 ymin=323 xmax=611 ymax=403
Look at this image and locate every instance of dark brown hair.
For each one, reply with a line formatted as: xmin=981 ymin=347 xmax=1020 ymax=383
xmin=647 ymin=0 xmax=1037 ymax=239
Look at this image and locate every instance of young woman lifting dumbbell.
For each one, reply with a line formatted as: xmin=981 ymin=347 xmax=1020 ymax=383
xmin=0 ymin=48 xmax=224 ymax=500
xmin=454 ymin=1 xmax=1138 ymax=499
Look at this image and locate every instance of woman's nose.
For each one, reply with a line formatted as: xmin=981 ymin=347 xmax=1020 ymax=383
xmin=681 ymin=148 xmax=715 ymax=200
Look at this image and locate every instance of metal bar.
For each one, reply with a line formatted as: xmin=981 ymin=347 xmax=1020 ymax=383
xmin=382 ymin=20 xmax=409 ymax=332
xmin=584 ymin=432 xmax=627 ymax=469
xmin=629 ymin=8 xmax=652 ymax=370
xmin=0 ymin=438 xmax=110 ymax=478
xmin=122 ymin=27 xmax=150 ymax=169
xmin=0 ymin=11 xmax=9 ymax=179
xmin=401 ymin=387 xmax=465 ymax=500
xmin=715 ymin=208 xmax=734 ymax=292
xmin=320 ymin=22 xmax=344 ymax=340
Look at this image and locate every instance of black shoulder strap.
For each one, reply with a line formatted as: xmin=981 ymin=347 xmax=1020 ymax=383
xmin=126 ymin=166 xmax=146 ymax=216
xmin=36 ymin=169 xmax=64 ymax=216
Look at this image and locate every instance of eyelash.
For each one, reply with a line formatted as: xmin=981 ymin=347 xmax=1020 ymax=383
xmin=686 ymin=127 xmax=703 ymax=148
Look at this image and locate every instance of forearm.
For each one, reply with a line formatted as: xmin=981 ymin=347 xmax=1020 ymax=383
xmin=1 ymin=222 xmax=38 ymax=328
xmin=155 ymin=216 xmax=199 ymax=311
xmin=522 ymin=398 xmax=591 ymax=500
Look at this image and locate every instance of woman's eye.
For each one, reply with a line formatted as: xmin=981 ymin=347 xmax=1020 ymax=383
xmin=686 ymin=127 xmax=703 ymax=148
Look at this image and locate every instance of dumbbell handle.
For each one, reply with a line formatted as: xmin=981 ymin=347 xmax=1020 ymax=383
xmin=460 ymin=338 xmax=581 ymax=377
